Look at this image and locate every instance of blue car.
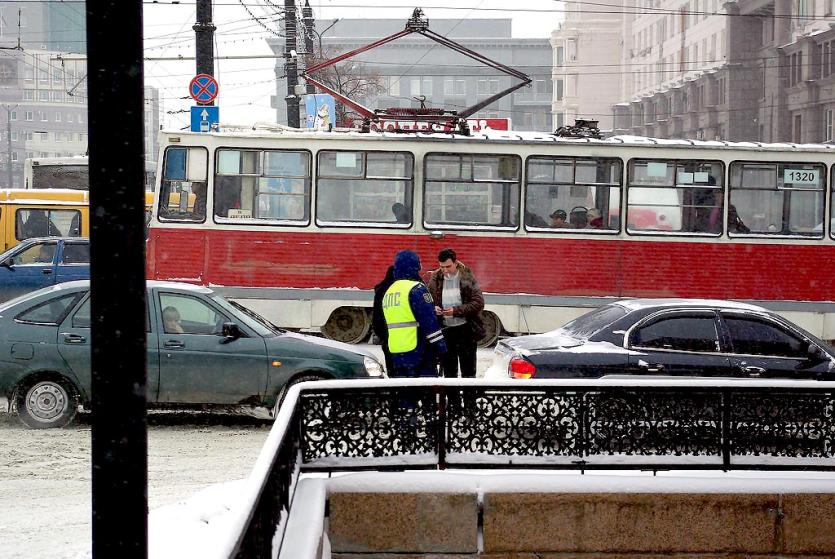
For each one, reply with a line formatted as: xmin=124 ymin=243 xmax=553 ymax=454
xmin=0 ymin=237 xmax=89 ymax=302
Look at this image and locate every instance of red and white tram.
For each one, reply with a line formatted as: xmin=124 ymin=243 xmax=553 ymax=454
xmin=146 ymin=126 xmax=835 ymax=346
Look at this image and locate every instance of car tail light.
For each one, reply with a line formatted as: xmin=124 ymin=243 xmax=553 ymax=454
xmin=509 ymin=357 xmax=536 ymax=379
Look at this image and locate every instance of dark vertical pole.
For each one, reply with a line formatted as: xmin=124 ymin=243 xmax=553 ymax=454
xmin=284 ymin=0 xmax=300 ymax=127
xmin=194 ymin=0 xmax=216 ymax=76
xmin=6 ymin=106 xmax=13 ymax=188
xmin=86 ymin=1 xmax=148 ymax=557
xmin=302 ymin=0 xmax=315 ymax=95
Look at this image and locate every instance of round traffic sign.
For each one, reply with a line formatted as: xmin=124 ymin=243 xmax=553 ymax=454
xmin=189 ymin=73 xmax=219 ymax=104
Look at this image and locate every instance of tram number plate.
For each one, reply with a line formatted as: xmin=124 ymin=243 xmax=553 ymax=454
xmin=784 ymin=169 xmax=819 ymax=185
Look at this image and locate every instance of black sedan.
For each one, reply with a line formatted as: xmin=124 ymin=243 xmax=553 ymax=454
xmin=489 ymin=299 xmax=835 ymax=380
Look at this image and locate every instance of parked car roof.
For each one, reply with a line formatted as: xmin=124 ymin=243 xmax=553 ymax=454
xmin=36 ymin=279 xmax=212 ymax=294
xmin=613 ymin=298 xmax=768 ymax=313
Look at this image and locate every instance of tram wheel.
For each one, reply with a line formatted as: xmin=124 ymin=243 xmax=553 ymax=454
xmin=321 ymin=306 xmax=371 ymax=344
xmin=477 ymin=311 xmax=502 ymax=348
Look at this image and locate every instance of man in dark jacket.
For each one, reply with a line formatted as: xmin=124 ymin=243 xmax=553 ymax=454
xmin=428 ymin=248 xmax=485 ymax=379
xmin=372 ymin=265 xmax=396 ymax=373
xmin=382 ymin=250 xmax=446 ymax=377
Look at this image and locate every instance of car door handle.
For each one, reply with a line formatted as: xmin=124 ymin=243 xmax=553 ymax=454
xmin=163 ymin=340 xmax=185 ymax=349
xmin=739 ymin=364 xmax=766 ymax=377
xmin=637 ymin=359 xmax=664 ymax=373
xmin=42 ymin=268 xmax=53 ymax=275
xmin=61 ymin=333 xmax=86 ymax=344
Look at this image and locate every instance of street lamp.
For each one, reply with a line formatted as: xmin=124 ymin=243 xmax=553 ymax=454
xmin=311 ymin=18 xmax=340 ymax=57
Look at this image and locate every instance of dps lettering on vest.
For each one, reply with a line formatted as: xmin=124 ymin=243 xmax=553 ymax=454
xmin=382 ymin=279 xmax=420 ymax=353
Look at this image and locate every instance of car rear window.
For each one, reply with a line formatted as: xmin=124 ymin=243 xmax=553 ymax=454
xmin=561 ymin=305 xmax=628 ymax=338
xmin=16 ymin=292 xmax=82 ymax=325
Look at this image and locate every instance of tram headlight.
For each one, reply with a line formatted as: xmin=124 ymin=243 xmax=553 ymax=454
xmin=363 ymin=356 xmax=386 ymax=378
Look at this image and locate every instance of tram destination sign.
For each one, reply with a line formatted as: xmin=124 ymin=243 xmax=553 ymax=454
xmin=368 ymin=118 xmax=511 ymax=132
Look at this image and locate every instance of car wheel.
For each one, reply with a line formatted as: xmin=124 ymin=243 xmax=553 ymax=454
xmin=272 ymin=373 xmax=325 ymax=418
xmin=321 ymin=307 xmax=371 ymax=344
xmin=16 ymin=377 xmax=78 ymax=429
xmin=477 ymin=311 xmax=502 ymax=348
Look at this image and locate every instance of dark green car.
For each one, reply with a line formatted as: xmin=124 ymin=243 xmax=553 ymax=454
xmin=0 ymin=280 xmax=386 ymax=428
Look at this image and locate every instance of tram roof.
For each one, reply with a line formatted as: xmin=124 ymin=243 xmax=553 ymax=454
xmin=162 ymin=126 xmax=835 ymax=153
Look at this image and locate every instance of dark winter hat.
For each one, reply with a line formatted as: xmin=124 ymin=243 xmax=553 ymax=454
xmin=550 ymin=209 xmax=567 ymax=219
xmin=393 ymin=249 xmax=421 ymax=280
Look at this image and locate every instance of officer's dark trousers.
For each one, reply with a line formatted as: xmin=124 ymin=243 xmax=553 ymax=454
xmin=441 ymin=323 xmax=477 ymax=379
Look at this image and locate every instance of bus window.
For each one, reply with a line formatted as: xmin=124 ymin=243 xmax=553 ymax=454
xmin=627 ymin=159 xmax=724 ymax=235
xmin=214 ymin=149 xmax=311 ymax=224
xmin=424 ymin=153 xmax=520 ymax=228
xmin=729 ymin=161 xmax=824 ymax=237
xmin=15 ymin=208 xmax=81 ymax=240
xmin=316 ymin=151 xmax=413 ymax=226
xmin=158 ymin=146 xmax=208 ymax=222
xmin=525 ymin=157 xmax=621 ymax=232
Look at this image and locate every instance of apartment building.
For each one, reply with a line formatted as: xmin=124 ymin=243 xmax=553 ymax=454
xmin=560 ymin=0 xmax=835 ymax=142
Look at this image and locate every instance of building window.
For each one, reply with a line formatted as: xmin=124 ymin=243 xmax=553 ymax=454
xmin=23 ymin=90 xmax=33 ymax=101
xmin=9 ymin=110 xmax=16 ymax=121
xmin=55 ymin=112 xmax=61 ymax=122
xmin=38 ymin=132 xmax=47 ymax=141
xmin=11 ymin=151 xmax=17 ymax=161
xmin=24 ymin=111 xmax=32 ymax=121
xmin=555 ymin=46 xmax=564 ymax=66
xmin=825 ymin=109 xmax=834 ymax=142
xmin=793 ymin=113 xmax=802 ymax=142
xmin=443 ymin=79 xmax=465 ymax=96
xmin=40 ymin=111 xmax=47 ymax=122
xmin=387 ymin=76 xmax=400 ymax=97
xmin=789 ymin=52 xmax=803 ymax=86
xmin=555 ymin=79 xmax=564 ymax=101
xmin=38 ymin=90 xmax=49 ymax=102
xmin=10 ymin=131 xmax=17 ymax=141
xmin=66 ymin=114 xmax=73 ymax=123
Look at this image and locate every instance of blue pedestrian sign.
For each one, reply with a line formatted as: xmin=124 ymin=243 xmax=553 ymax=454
xmin=189 ymin=73 xmax=219 ymax=104
xmin=190 ymin=105 xmax=219 ymax=133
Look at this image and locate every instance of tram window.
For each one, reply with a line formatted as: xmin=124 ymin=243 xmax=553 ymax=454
xmin=424 ymin=153 xmax=520 ymax=228
xmin=627 ymin=159 xmax=724 ymax=235
xmin=316 ymin=150 xmax=414 ymax=225
xmin=729 ymin=162 xmax=824 ymax=237
xmin=214 ymin=149 xmax=311 ymax=224
xmin=158 ymin=146 xmax=208 ymax=223
xmin=830 ymin=167 xmax=835 ymax=239
xmin=525 ymin=157 xmax=621 ymax=232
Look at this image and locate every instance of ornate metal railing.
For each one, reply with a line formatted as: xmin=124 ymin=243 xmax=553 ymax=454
xmin=224 ymin=378 xmax=835 ymax=558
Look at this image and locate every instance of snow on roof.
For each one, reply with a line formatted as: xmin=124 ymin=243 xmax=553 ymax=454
xmin=613 ymin=298 xmax=768 ymax=312
xmin=162 ymin=127 xmax=835 ymax=151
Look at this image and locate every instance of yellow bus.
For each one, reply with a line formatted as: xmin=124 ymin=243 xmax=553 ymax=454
xmin=0 ymin=189 xmax=89 ymax=251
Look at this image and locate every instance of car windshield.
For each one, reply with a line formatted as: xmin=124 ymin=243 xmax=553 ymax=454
xmin=560 ymin=304 xmax=628 ymax=339
xmin=211 ymin=295 xmax=281 ymax=337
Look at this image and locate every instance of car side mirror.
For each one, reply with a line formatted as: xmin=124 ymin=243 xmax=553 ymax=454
xmin=221 ymin=322 xmax=242 ymax=342
xmin=0 ymin=257 xmax=13 ymax=268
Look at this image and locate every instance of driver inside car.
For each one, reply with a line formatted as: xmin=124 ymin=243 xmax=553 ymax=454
xmin=162 ymin=305 xmax=185 ymax=334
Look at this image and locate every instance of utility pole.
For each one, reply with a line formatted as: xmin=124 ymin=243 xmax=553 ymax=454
xmin=284 ymin=0 xmax=300 ymax=127
xmin=302 ymin=0 xmax=315 ymax=95
xmin=3 ymin=104 xmax=16 ymax=188
xmin=194 ymin=0 xmax=216 ymax=103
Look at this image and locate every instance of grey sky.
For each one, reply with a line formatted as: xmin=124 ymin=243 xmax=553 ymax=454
xmin=143 ymin=1 xmax=563 ymax=128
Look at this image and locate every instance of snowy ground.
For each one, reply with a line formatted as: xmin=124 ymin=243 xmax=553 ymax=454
xmin=0 ymin=345 xmax=498 ymax=559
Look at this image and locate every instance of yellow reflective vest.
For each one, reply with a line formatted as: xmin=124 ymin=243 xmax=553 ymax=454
xmin=382 ymin=279 xmax=420 ymax=353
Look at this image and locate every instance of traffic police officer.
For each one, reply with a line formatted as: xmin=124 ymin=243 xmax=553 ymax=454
xmin=383 ymin=249 xmax=447 ymax=377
